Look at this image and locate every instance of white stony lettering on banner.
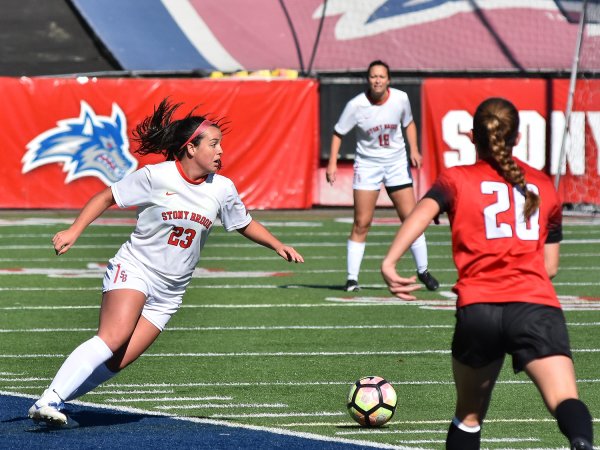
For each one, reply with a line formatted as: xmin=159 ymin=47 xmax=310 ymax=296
xmin=551 ymin=111 xmax=586 ymax=176
xmin=513 ymin=111 xmax=546 ymax=170
xmin=585 ymin=112 xmax=600 ymax=176
xmin=442 ymin=110 xmax=475 ymax=168
xmin=442 ymin=110 xmax=600 ymax=175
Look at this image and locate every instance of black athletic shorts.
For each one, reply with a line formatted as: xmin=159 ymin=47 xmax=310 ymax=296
xmin=451 ymin=302 xmax=572 ymax=373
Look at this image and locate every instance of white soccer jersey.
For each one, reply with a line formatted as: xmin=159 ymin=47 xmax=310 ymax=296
xmin=111 ymin=160 xmax=252 ymax=285
xmin=334 ymin=88 xmax=414 ymax=164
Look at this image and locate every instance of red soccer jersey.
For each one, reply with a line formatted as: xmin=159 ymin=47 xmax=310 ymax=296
xmin=426 ymin=158 xmax=562 ymax=308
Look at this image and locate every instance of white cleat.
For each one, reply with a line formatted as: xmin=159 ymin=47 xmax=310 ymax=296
xmin=28 ymin=401 xmax=68 ymax=426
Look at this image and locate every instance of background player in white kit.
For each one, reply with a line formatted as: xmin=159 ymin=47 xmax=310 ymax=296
xmin=326 ymin=60 xmax=438 ymax=292
xmin=28 ymin=98 xmax=304 ymax=426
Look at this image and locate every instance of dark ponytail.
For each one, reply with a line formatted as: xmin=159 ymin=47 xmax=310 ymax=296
xmin=132 ymin=98 xmax=221 ymax=161
xmin=473 ymin=97 xmax=540 ymax=221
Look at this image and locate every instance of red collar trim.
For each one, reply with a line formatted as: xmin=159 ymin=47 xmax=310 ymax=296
xmin=367 ymin=88 xmax=390 ymax=106
xmin=176 ymin=159 xmax=207 ymax=185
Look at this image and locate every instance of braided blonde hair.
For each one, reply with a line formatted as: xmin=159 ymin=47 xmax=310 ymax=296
xmin=473 ymin=97 xmax=540 ymax=220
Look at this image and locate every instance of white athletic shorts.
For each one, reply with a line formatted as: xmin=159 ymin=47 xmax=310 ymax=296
xmin=102 ymin=254 xmax=187 ymax=331
xmin=353 ymin=159 xmax=413 ymax=191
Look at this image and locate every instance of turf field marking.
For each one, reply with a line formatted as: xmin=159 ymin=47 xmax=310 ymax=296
xmin=0 ymin=252 xmax=599 ymax=262
xmin=1 ymin=239 xmax=597 ymax=249
xmin=0 ymin=267 xmax=291 ymax=279
xmin=154 ymin=403 xmax=289 ymax=410
xmin=0 ymin=377 xmax=51 ymax=382
xmin=4 ymin=379 xmax=600 ymax=390
xmin=3 ymin=266 xmax=600 ymax=277
xmin=4 ymin=227 xmax=599 ymax=239
xmin=208 ymin=412 xmax=345 ymax=418
xmin=0 ymin=278 xmax=600 ymax=294
xmin=3 ymin=391 xmax=413 ymax=450
xmin=2 ymin=279 xmax=599 ymax=292
xmin=86 ymin=389 xmax=174 ymax=395
xmin=4 ymin=349 xmax=600 ymax=359
xmin=105 ymin=396 xmax=233 ymax=403
xmin=0 ymin=324 xmax=454 ymax=333
xmin=335 ymin=429 xmax=446 ymax=436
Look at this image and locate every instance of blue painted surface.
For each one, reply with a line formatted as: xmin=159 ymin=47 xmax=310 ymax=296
xmin=70 ymin=0 xmax=213 ymax=71
xmin=1 ymin=395 xmax=385 ymax=450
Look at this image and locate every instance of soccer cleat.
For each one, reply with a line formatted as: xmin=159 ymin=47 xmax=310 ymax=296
xmin=571 ymin=439 xmax=593 ymax=450
xmin=417 ymin=270 xmax=439 ymax=291
xmin=344 ymin=279 xmax=360 ymax=292
xmin=28 ymin=400 xmax=68 ymax=426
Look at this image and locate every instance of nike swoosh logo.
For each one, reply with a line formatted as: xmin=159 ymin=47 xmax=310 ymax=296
xmin=165 ymin=192 xmax=177 ymax=196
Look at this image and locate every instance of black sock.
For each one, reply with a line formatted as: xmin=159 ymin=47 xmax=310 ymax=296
xmin=555 ymin=398 xmax=593 ymax=447
xmin=446 ymin=419 xmax=481 ymax=450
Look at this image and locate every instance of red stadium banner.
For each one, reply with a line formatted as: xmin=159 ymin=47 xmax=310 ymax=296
xmin=0 ymin=77 xmax=319 ymax=209
xmin=422 ymin=78 xmax=600 ymax=205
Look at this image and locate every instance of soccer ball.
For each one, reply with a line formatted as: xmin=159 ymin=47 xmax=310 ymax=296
xmin=347 ymin=376 xmax=397 ymax=427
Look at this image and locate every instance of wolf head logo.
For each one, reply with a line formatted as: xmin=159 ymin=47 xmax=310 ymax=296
xmin=22 ymin=101 xmax=138 ymax=185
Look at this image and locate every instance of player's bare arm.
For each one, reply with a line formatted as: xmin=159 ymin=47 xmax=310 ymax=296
xmin=326 ymin=133 xmax=343 ymax=185
xmin=405 ymin=121 xmax=422 ymax=168
xmin=53 ymin=187 xmax=116 ymax=256
xmin=237 ymin=219 xmax=304 ymax=263
xmin=544 ymin=242 xmax=560 ymax=279
xmin=381 ymin=198 xmax=439 ymax=299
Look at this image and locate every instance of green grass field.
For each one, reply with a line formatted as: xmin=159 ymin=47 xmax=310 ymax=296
xmin=1 ymin=208 xmax=599 ymax=449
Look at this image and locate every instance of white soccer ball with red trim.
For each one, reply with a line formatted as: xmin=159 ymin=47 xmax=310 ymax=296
xmin=347 ymin=376 xmax=397 ymax=427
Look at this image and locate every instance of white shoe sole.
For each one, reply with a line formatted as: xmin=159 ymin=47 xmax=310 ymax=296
xmin=28 ymin=405 xmax=68 ymax=426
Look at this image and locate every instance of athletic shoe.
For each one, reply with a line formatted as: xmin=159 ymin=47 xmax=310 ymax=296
xmin=571 ymin=439 xmax=593 ymax=450
xmin=344 ymin=279 xmax=360 ymax=292
xmin=417 ymin=270 xmax=439 ymax=291
xmin=28 ymin=400 xmax=68 ymax=426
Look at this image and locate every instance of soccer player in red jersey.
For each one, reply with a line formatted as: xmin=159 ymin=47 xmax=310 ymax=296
xmin=381 ymin=97 xmax=593 ymax=450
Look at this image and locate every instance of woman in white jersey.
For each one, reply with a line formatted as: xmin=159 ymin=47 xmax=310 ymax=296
xmin=326 ymin=60 xmax=438 ymax=292
xmin=28 ymin=98 xmax=304 ymax=426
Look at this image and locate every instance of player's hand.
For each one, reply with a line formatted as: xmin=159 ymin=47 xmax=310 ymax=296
xmin=381 ymin=265 xmax=421 ymax=300
xmin=410 ymin=152 xmax=422 ymax=169
xmin=276 ymin=245 xmax=304 ymax=263
xmin=52 ymin=229 xmax=78 ymax=256
xmin=325 ymin=164 xmax=337 ymax=185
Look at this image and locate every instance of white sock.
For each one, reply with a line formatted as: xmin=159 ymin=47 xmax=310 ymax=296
xmin=452 ymin=416 xmax=481 ymax=433
xmin=347 ymin=240 xmax=366 ymax=281
xmin=64 ymin=363 xmax=118 ymax=401
xmin=410 ymin=233 xmax=429 ymax=274
xmin=42 ymin=335 xmax=113 ymax=403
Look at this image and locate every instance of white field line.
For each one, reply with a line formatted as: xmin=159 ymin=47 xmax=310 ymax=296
xmin=0 ymin=377 xmax=51 ymax=382
xmin=0 ymin=391 xmax=415 ymax=450
xmin=207 ymin=412 xmax=345 ymax=418
xmin=4 ymin=379 xmax=600 ymax=390
xmin=105 ymin=396 xmax=233 ymax=403
xmin=337 ymin=429 xmax=538 ymax=444
xmin=0 ymin=324 xmax=454 ymax=333
xmin=0 ymin=350 xmax=450 ymax=359
xmin=86 ymin=389 xmax=174 ymax=395
xmin=3 ymin=296 xmax=600 ymax=313
xmin=2 ymin=252 xmax=599 ymax=262
xmin=3 ymin=266 xmax=600 ymax=276
xmin=2 ymin=280 xmax=600 ymax=292
xmin=336 ymin=429 xmax=446 ymax=435
xmin=2 ymin=321 xmax=600 ymax=333
xmin=2 ymin=239 xmax=600 ymax=250
xmin=154 ymin=403 xmax=288 ymax=410
xmin=3 ymin=227 xmax=599 ymax=239
xmin=3 ymin=349 xmax=600 ymax=359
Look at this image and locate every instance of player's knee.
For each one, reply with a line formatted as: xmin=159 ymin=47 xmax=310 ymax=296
xmin=352 ymin=221 xmax=371 ymax=236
